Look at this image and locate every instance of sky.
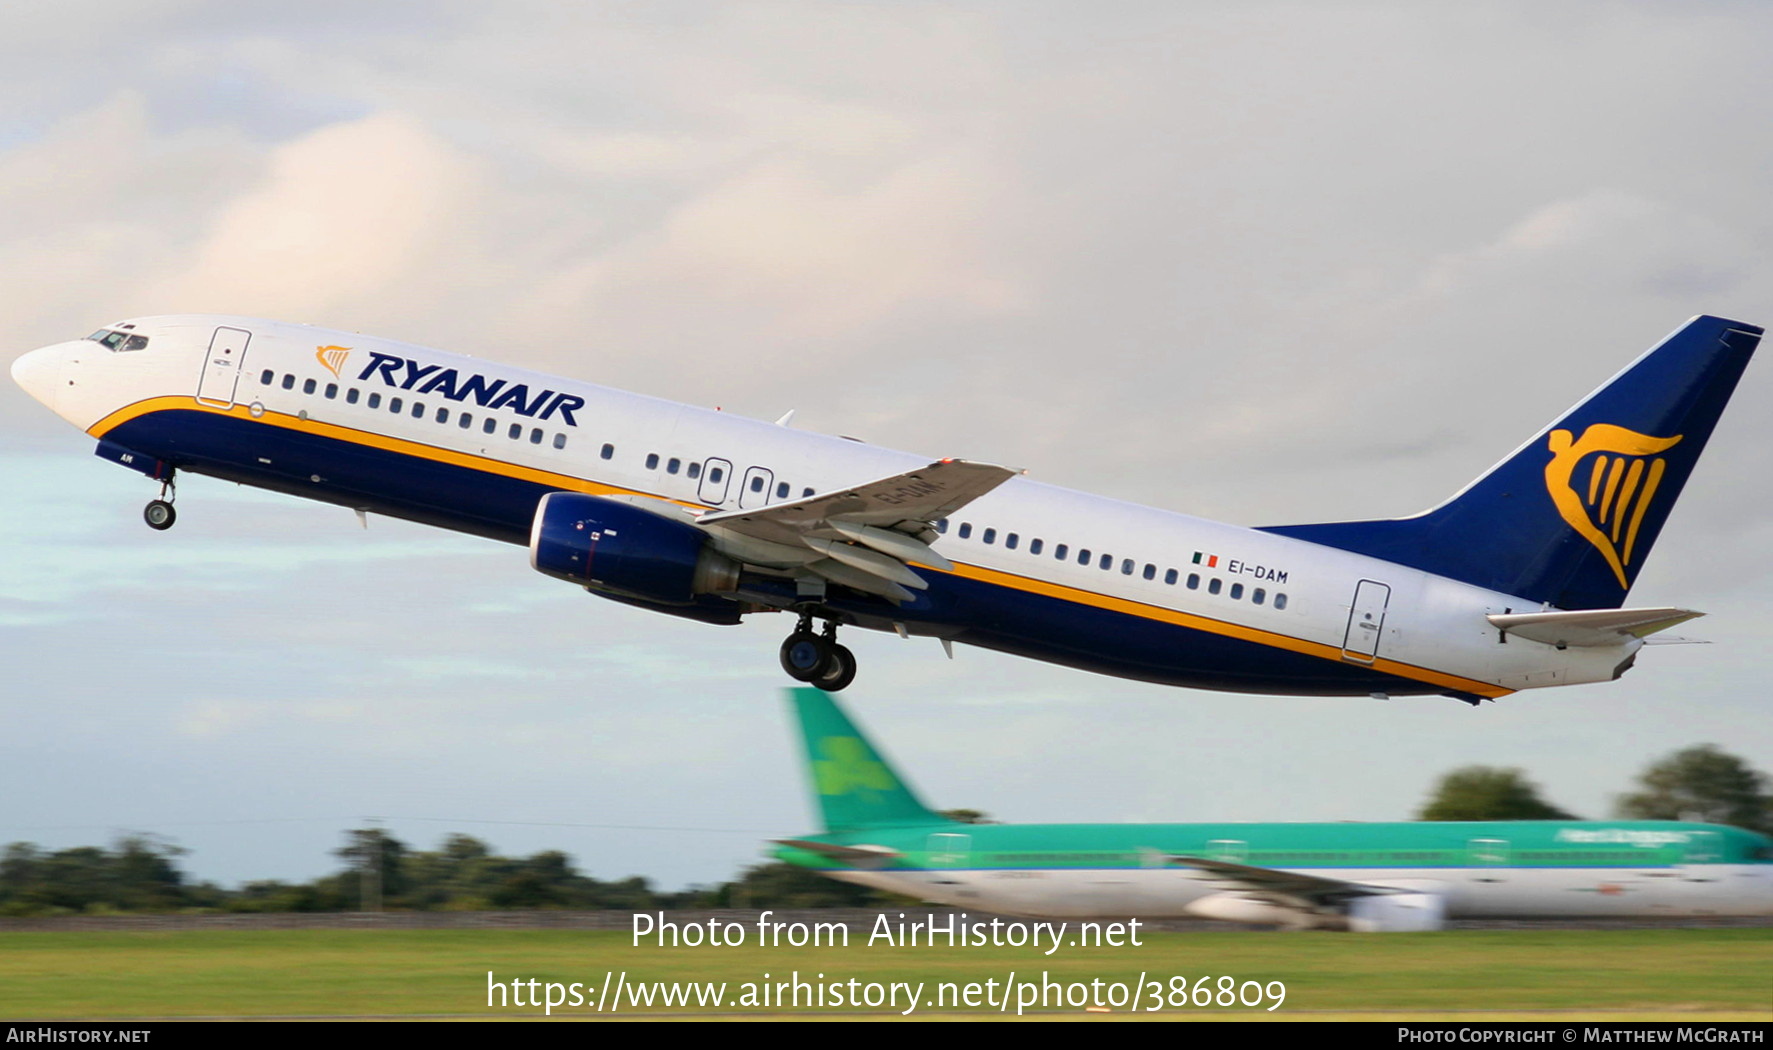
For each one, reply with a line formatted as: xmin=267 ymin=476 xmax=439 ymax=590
xmin=1 ymin=2 xmax=1771 ymax=894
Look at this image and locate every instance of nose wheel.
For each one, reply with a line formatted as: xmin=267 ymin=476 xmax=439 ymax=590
xmin=779 ymin=616 xmax=858 ymax=692
xmin=143 ymin=475 xmax=178 ymax=531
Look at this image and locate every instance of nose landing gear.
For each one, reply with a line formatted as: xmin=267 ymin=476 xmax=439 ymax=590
xmin=779 ymin=613 xmax=858 ymax=692
xmin=143 ymin=475 xmax=177 ymax=531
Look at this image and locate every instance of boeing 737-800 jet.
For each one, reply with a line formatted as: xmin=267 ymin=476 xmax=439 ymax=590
xmin=774 ymin=689 xmax=1773 ymax=930
xmin=9 ymin=314 xmax=1760 ymax=699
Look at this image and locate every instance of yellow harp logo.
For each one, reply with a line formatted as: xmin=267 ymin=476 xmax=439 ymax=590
xmin=1544 ymin=424 xmax=1683 ymax=589
xmin=315 ymin=345 xmax=351 ymax=377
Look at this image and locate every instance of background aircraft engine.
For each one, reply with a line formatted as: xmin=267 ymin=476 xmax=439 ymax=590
xmin=1184 ymin=893 xmax=1336 ymax=929
xmin=529 ymin=492 xmax=740 ymax=605
xmin=1183 ymin=891 xmax=1446 ymax=931
xmin=1345 ymin=892 xmax=1446 ymax=932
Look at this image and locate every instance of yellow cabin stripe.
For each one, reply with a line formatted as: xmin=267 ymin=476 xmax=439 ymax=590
xmin=91 ymin=395 xmax=1514 ymax=699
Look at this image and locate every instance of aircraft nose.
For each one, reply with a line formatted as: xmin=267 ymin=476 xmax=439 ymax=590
xmin=10 ymin=344 xmax=63 ymax=410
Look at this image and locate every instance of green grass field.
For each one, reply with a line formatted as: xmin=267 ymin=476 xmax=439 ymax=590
xmin=0 ymin=928 xmax=1767 ymax=1020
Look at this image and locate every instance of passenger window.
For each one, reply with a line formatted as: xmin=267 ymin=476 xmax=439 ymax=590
xmin=776 ymin=482 xmax=789 ymax=499
xmin=983 ymin=528 xmax=996 ymax=544
xmin=709 ymin=466 xmax=724 ymax=483
xmin=686 ymin=461 xmax=700 ymax=478
xmin=1253 ymin=588 xmax=1266 ymax=605
xmin=1030 ymin=538 xmax=1043 ymax=555
xmin=749 ymin=475 xmax=764 ymax=493
xmin=508 ymin=423 xmax=521 ymax=439
xmin=553 ymin=433 xmax=567 ymax=450
xmin=936 ymin=519 xmax=948 ymax=534
xmin=411 ymin=402 xmax=425 ymax=418
xmin=260 ymin=370 xmax=274 ymax=385
xmin=530 ymin=428 xmax=542 ymax=444
xmin=1164 ymin=568 xmax=1178 ymax=585
xmin=435 ymin=407 xmax=448 ymax=423
xmin=1187 ymin=573 xmax=1200 ymax=589
xmin=1274 ymin=593 xmax=1288 ymax=610
xmin=667 ymin=458 xmax=681 ymax=474
xmin=459 ymin=413 xmax=473 ymax=429
xmin=484 ymin=418 xmax=497 ymax=435
xmin=390 ymin=397 xmax=403 ymax=413
xmin=1055 ymin=543 xmax=1068 ymax=560
xmin=1099 ymin=554 xmax=1112 ymax=570
xmin=1078 ymin=548 xmax=1091 ymax=565
xmin=1143 ymin=563 xmax=1156 ymax=580
xmin=368 ymin=392 xmax=382 ymax=408
xmin=1230 ymin=583 xmax=1244 ymax=600
xmin=802 ymin=488 xmax=814 ymax=497
xmin=601 ymin=443 xmax=614 ymax=459
xmin=1006 ymin=533 xmax=1019 ymax=550
xmin=959 ymin=523 xmax=973 ymax=539
xmin=1208 ymin=578 xmax=1222 ymax=595
xmin=325 ymin=383 xmax=338 ymax=399
xmin=302 ymin=378 xmax=316 ymax=394
xmin=645 ymin=453 xmax=660 ymax=470
xmin=346 ymin=388 xmax=360 ymax=404
xmin=281 ymin=374 xmax=295 ymax=390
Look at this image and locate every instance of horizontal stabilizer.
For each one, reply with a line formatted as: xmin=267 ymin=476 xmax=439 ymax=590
xmin=774 ymin=839 xmax=902 ymax=865
xmin=1486 ymin=607 xmax=1703 ymax=648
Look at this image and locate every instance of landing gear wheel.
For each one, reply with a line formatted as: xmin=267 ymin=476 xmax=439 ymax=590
xmin=811 ymin=643 xmax=857 ymax=692
xmin=143 ymin=499 xmax=177 ymax=531
xmin=779 ymin=631 xmax=831 ymax=682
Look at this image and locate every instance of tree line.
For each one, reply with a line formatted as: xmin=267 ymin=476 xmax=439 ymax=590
xmin=1 ymin=744 xmax=1765 ymax=917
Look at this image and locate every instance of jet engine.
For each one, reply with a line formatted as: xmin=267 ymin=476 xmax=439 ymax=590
xmin=1184 ymin=891 xmax=1445 ymax=931
xmin=529 ymin=492 xmax=741 ymax=606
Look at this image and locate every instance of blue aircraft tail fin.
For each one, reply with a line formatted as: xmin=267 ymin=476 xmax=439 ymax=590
xmin=1260 ymin=316 xmax=1761 ymax=609
xmin=786 ymin=688 xmax=950 ymax=832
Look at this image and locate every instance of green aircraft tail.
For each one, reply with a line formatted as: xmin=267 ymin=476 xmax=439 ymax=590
xmin=787 ymin=688 xmax=950 ymax=832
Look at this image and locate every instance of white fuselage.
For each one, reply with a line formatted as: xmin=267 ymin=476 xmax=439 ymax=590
xmin=826 ymin=864 xmax=1773 ymax=921
xmin=12 ymin=315 xmax=1642 ymax=697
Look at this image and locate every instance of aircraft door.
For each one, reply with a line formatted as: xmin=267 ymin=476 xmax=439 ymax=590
xmin=698 ymin=458 xmax=733 ymax=505
xmin=739 ymin=466 xmax=774 ymax=509
xmin=1205 ymin=839 xmax=1249 ymax=863
xmin=1466 ymin=838 xmax=1510 ymax=883
xmin=926 ymin=833 xmax=971 ymax=869
xmin=196 ymin=326 xmax=252 ymax=408
xmin=1341 ymin=579 xmax=1391 ymax=663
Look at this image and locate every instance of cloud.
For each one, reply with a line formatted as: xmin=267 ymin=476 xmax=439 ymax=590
xmin=148 ymin=113 xmax=487 ymax=317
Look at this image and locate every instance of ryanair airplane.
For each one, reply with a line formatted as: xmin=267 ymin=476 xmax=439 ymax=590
xmin=9 ymin=314 xmax=1760 ymax=699
xmin=776 ymin=689 xmax=1773 ymax=930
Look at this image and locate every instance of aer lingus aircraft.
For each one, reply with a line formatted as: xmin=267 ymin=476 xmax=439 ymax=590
xmin=9 ymin=314 xmax=1760 ymax=698
xmin=773 ymin=689 xmax=1773 ymax=930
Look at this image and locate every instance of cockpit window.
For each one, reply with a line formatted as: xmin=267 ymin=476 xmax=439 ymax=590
xmin=86 ymin=329 xmax=149 ymax=352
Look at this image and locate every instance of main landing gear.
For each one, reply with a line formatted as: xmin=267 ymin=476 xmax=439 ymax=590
xmin=779 ymin=612 xmax=858 ymax=692
xmin=143 ymin=474 xmax=177 ymax=531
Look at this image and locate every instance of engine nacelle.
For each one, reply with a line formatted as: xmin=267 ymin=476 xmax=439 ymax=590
xmin=1183 ymin=890 xmax=1445 ymax=931
xmin=1346 ymin=892 xmax=1445 ymax=932
xmin=529 ymin=492 xmax=740 ymax=605
xmin=1185 ymin=893 xmax=1328 ymax=929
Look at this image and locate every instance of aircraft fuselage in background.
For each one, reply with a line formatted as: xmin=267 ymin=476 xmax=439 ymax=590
xmin=775 ymin=689 xmax=1773 ymax=930
xmin=10 ymin=314 xmax=1761 ymax=697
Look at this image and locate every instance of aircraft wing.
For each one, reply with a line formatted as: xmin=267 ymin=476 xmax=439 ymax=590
xmin=1485 ymin=607 xmax=1703 ymax=648
xmin=697 ymin=459 xmax=1018 ymax=602
xmin=1166 ymin=855 xmax=1401 ymax=905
